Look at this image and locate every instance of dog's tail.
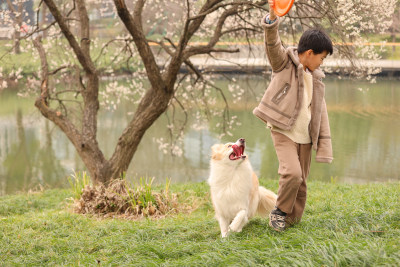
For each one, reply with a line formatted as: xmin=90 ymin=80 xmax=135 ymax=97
xmin=257 ymin=186 xmax=277 ymax=217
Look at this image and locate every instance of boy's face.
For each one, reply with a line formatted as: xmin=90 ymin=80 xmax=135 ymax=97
xmin=300 ymin=49 xmax=328 ymax=72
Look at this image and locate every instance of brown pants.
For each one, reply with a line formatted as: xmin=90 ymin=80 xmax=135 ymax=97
xmin=270 ymin=131 xmax=312 ymax=225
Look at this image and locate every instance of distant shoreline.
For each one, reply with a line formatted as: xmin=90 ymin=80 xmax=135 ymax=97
xmin=172 ymin=56 xmax=400 ymax=76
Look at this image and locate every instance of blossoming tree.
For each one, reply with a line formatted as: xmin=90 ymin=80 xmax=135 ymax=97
xmin=0 ymin=0 xmax=396 ymax=184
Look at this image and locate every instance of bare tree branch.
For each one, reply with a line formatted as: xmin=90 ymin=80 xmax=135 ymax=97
xmin=113 ymin=0 xmax=165 ymax=93
xmin=43 ymin=0 xmax=96 ymax=75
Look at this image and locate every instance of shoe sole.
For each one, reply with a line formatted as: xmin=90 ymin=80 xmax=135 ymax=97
xmin=269 ymin=220 xmax=284 ymax=232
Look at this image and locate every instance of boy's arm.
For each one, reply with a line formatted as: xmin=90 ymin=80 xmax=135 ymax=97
xmin=316 ymin=99 xmax=333 ymax=163
xmin=261 ymin=15 xmax=289 ymax=72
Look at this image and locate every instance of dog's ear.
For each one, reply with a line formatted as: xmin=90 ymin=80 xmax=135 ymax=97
xmin=211 ymin=144 xmax=224 ymax=160
xmin=211 ymin=144 xmax=221 ymax=154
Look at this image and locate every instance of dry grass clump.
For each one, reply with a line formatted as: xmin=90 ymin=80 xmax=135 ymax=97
xmin=73 ymin=178 xmax=184 ymax=219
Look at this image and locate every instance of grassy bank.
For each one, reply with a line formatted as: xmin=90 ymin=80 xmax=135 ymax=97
xmin=0 ymin=180 xmax=399 ymax=266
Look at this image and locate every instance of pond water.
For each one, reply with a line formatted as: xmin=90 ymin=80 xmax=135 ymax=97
xmin=1 ymin=75 xmax=400 ymax=195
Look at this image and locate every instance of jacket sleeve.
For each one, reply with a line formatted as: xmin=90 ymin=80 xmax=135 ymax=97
xmin=316 ymin=98 xmax=333 ymax=163
xmin=261 ymin=15 xmax=289 ymax=73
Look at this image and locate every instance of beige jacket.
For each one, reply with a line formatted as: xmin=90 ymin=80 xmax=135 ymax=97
xmin=253 ymin=16 xmax=333 ymax=163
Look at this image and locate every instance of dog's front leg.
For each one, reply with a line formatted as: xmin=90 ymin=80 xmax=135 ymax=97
xmin=229 ymin=209 xmax=248 ymax=233
xmin=218 ymin=217 xmax=230 ymax=238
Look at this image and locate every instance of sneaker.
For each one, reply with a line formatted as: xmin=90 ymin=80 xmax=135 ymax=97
xmin=269 ymin=206 xmax=287 ymax=232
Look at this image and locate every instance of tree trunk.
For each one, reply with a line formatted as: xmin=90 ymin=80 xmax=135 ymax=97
xmin=37 ymin=0 xmax=176 ymax=185
xmin=6 ymin=0 xmax=22 ymax=54
xmin=392 ymin=28 xmax=396 ymax=53
xmin=41 ymin=5 xmax=48 ymax=38
xmin=108 ymin=86 xmax=173 ymax=179
xmin=14 ymin=34 xmax=21 ymax=54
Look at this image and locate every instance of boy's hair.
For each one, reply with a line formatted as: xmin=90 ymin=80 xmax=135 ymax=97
xmin=298 ymin=28 xmax=333 ymax=55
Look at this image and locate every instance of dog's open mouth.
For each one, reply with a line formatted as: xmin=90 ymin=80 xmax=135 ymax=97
xmin=229 ymin=138 xmax=246 ymax=160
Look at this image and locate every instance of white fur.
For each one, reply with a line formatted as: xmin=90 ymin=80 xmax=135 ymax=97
xmin=208 ymin=143 xmax=277 ymax=238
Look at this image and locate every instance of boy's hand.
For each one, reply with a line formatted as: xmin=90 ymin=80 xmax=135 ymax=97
xmin=268 ymin=0 xmax=277 ymax=20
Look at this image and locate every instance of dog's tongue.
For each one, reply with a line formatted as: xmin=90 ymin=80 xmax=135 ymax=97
xmin=230 ymin=144 xmax=245 ymax=160
xmin=233 ymin=145 xmax=243 ymax=156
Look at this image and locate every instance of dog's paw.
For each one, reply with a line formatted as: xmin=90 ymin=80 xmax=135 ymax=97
xmin=229 ymin=225 xmax=243 ymax=233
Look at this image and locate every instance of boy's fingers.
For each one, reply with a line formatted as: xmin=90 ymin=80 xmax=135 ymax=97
xmin=269 ymin=0 xmax=275 ymax=8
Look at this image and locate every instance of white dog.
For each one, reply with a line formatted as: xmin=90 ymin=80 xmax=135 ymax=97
xmin=208 ymin=138 xmax=277 ymax=237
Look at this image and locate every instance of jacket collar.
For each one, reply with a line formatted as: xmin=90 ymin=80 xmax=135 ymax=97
xmin=287 ymin=47 xmax=325 ymax=80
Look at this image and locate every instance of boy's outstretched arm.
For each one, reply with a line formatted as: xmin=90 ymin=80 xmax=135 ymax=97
xmin=268 ymin=0 xmax=277 ymax=21
xmin=316 ymin=99 xmax=333 ymax=163
xmin=262 ymin=0 xmax=289 ymax=72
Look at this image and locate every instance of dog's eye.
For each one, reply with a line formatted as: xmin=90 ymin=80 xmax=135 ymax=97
xmin=227 ymin=145 xmax=232 ymax=148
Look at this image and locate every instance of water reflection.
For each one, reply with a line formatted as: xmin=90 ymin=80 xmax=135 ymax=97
xmin=1 ymin=76 xmax=399 ymax=195
xmin=0 ymin=109 xmax=68 ymax=195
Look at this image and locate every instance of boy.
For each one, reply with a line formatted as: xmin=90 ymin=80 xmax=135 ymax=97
xmin=253 ymin=0 xmax=334 ymax=231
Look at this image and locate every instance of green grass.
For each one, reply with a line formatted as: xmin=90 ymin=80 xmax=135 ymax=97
xmin=0 ymin=180 xmax=399 ymax=266
xmin=67 ymin=171 xmax=92 ymax=199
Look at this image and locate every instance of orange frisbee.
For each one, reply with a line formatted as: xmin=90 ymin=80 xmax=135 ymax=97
xmin=273 ymin=0 xmax=295 ymax=17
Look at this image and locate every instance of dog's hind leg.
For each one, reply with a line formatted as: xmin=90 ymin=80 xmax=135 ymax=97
xmin=229 ymin=210 xmax=248 ymax=233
